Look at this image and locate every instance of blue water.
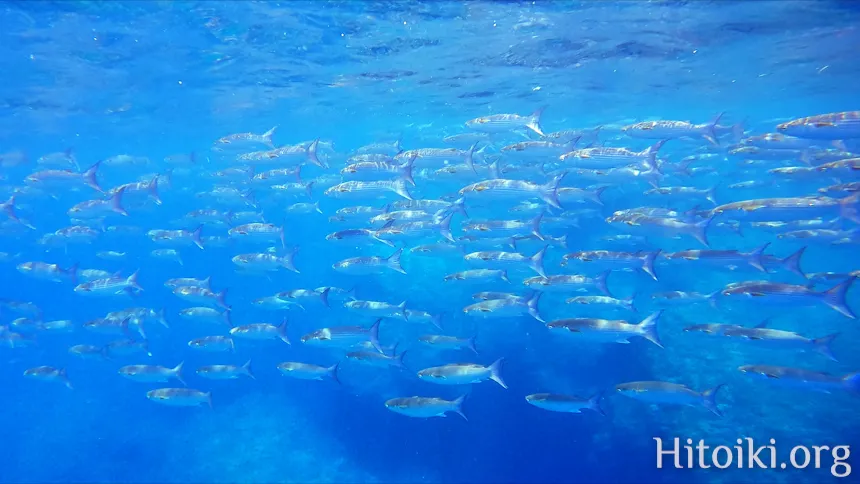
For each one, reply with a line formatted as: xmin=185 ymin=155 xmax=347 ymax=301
xmin=1 ymin=1 xmax=859 ymax=483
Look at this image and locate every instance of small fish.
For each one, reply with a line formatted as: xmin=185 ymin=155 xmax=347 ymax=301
xmin=146 ymin=388 xmax=212 ymax=408
xmin=23 ymin=366 xmax=73 ymax=389
xmin=277 ymin=362 xmax=340 ymax=383
xmin=172 ymin=286 xmax=229 ymax=309
xmin=739 ymin=364 xmax=860 ymax=394
xmin=417 ymin=358 xmax=507 ymax=388
xmin=197 ymin=360 xmax=255 ymax=380
xmin=119 ymin=362 xmax=185 ymax=385
xmin=720 ymin=278 xmax=855 ymax=319
xmin=546 ymin=311 xmax=663 ymax=348
xmin=214 ymin=126 xmax=277 ymax=150
xmin=615 ymin=381 xmax=724 ymax=416
xmin=229 ymin=320 xmax=290 ymax=344
xmin=523 ymin=271 xmax=612 ymax=297
xmin=525 ymin=393 xmax=605 ymax=415
xmin=385 ymin=395 xmax=467 ymax=420
xmin=776 ymin=111 xmax=860 ymax=140
xmin=332 ymin=248 xmax=406 ymax=275
xmin=418 ymin=335 xmax=478 ymax=354
xmin=151 ymin=249 xmax=183 ymax=265
xmin=463 ymin=291 xmax=543 ymax=322
xmin=466 ymin=107 xmax=546 ymax=136
xmin=623 ymin=114 xmax=722 ymax=144
xmin=178 ymin=307 xmax=232 ymax=327
xmin=187 ymin=336 xmax=235 ymax=352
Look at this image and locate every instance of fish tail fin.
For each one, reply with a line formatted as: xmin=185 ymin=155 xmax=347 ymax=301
xmin=453 ymin=196 xmax=468 ymax=218
xmin=304 ymin=181 xmax=315 ymax=199
xmin=173 ymin=361 xmax=186 ymax=386
xmin=488 ymin=160 xmax=500 ymax=179
xmin=218 ymin=288 xmax=230 ymax=311
xmin=111 ymin=187 xmax=128 ymax=216
xmin=596 ymin=269 xmax=612 ymax=298
xmin=692 ymin=215 xmax=714 ymax=248
xmin=157 ymin=307 xmax=169 ymax=328
xmin=294 ymin=164 xmax=303 ymax=182
xmin=206 ymin=392 xmax=213 ymax=409
xmin=60 ymin=368 xmax=73 ymax=390
xmin=279 ymin=225 xmax=286 ymax=249
xmin=645 ymin=139 xmax=668 ymax=167
xmin=242 ymin=359 xmax=256 ymax=380
xmin=838 ymin=192 xmax=860 ymax=224
xmin=746 ymin=242 xmax=770 ymax=272
xmin=703 ymin=112 xmax=724 ymax=146
xmin=702 ymin=384 xmax=725 ymax=417
xmin=540 ymin=172 xmax=566 ymax=210
xmin=277 ymin=318 xmax=291 ymax=344
xmin=488 ymin=358 xmax=507 ymax=389
xmin=527 ymin=106 xmax=546 ymax=137
xmin=626 ymin=292 xmax=638 ymax=313
xmin=466 ymin=143 xmax=479 ymax=174
xmin=401 ymin=155 xmax=417 ymax=186
xmin=148 ymin=175 xmax=162 ymax=205
xmin=641 ymin=249 xmax=661 ymax=281
xmin=319 ymin=287 xmax=331 ymax=308
xmin=431 ymin=313 xmax=444 ymax=331
xmin=821 ymin=277 xmax=856 ymax=319
xmin=67 ymin=262 xmax=79 ymax=285
xmin=387 ymin=247 xmax=406 ymax=274
xmin=439 ymin=212 xmax=455 ymax=242
xmin=453 ymin=394 xmax=468 ymax=421
xmin=223 ymin=308 xmax=233 ymax=328
xmin=0 ymin=195 xmax=18 ymax=222
xmin=731 ymin=119 xmax=747 ymax=142
xmin=590 ymin=186 xmax=607 ymax=206
xmin=842 ymin=372 xmax=860 ymax=394
xmin=637 ymin=310 xmax=664 ymax=348
xmin=392 ymin=178 xmax=413 ymax=201
xmin=468 ymin=335 xmax=479 ymax=354
xmin=83 ymin=161 xmax=103 ymax=192
xmin=127 ymin=270 xmax=143 ymax=291
xmin=706 ymin=290 xmax=722 ymax=310
xmin=526 ymin=290 xmax=544 ymax=323
xmin=313 ymin=201 xmax=323 ymax=214
xmin=705 ymin=184 xmax=718 ymax=206
xmin=262 ymin=126 xmax=278 ymax=147
xmin=369 ymin=318 xmax=383 ymax=353
xmin=530 ymin=211 xmax=545 ymax=240
xmin=777 ymin=246 xmax=807 ymax=279
xmin=192 ymin=224 xmax=205 ymax=250
xmin=398 ymin=301 xmax=408 ymax=321
xmin=500 ymin=269 xmax=510 ymax=283
xmin=328 ymin=362 xmax=341 ymax=384
xmin=813 ymin=333 xmax=840 ymax=361
xmin=530 ymin=245 xmax=548 ymax=278
xmin=282 ymin=247 xmax=300 ymax=273
xmin=589 ymin=391 xmax=606 ymax=416
xmin=393 ymin=350 xmax=407 ymax=369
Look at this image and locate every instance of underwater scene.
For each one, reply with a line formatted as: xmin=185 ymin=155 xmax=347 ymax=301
xmin=1 ymin=1 xmax=859 ymax=483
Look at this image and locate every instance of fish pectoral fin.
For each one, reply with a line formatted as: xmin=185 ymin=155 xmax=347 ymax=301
xmin=765 ymin=373 xmax=780 ymax=379
xmin=616 ymin=339 xmax=631 ymax=344
xmin=813 ymin=122 xmax=836 ymax=127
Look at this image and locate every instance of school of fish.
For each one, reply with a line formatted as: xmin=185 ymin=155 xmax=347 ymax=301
xmin=1 ymin=106 xmax=859 ymax=420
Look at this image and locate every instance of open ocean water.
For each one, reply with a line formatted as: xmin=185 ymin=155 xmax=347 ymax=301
xmin=1 ymin=1 xmax=859 ymax=483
